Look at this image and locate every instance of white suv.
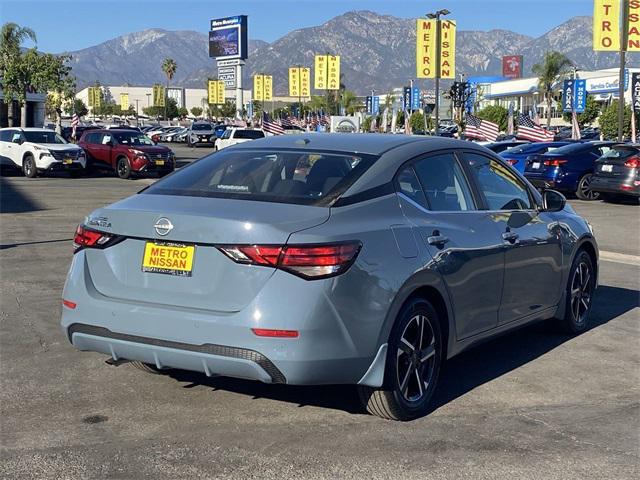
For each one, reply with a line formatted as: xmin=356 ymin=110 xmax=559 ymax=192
xmin=215 ymin=128 xmax=265 ymax=151
xmin=0 ymin=128 xmax=86 ymax=178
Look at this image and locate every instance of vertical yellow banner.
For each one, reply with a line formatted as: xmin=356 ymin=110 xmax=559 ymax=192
xmin=327 ymin=56 xmax=340 ymax=90
xmin=314 ymin=55 xmax=327 ymax=90
xmin=300 ymin=68 xmax=311 ymax=97
xmin=289 ymin=67 xmax=300 ymax=97
xmin=153 ymin=85 xmax=165 ymax=107
xmin=416 ymin=19 xmax=436 ymax=79
xmin=264 ymin=75 xmax=273 ymax=101
xmin=254 ymin=75 xmax=264 ymax=101
xmin=120 ymin=93 xmax=129 ymax=111
xmin=94 ymin=88 xmax=102 ymax=108
xmin=593 ymin=0 xmax=621 ymax=51
xmin=628 ymin=0 xmax=640 ymax=51
xmin=439 ymin=20 xmax=456 ymax=79
xmin=216 ymin=81 xmax=225 ymax=104
xmin=88 ymin=87 xmax=95 ymax=107
xmin=208 ymin=80 xmax=216 ymax=104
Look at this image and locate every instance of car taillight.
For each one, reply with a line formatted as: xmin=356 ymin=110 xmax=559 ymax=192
xmin=506 ymin=159 xmax=518 ymax=166
xmin=218 ymin=242 xmax=361 ymax=280
xmin=624 ymin=156 xmax=640 ymax=168
xmin=73 ymin=225 xmax=117 ymax=252
xmin=543 ymin=158 xmax=568 ymax=167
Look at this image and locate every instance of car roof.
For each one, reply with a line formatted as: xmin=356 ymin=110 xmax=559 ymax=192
xmin=232 ymin=133 xmax=477 ymax=156
xmin=0 ymin=127 xmax=54 ymax=132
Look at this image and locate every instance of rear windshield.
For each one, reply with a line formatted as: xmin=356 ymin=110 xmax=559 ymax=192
xmin=142 ymin=149 xmax=378 ymax=206
xmin=234 ymin=130 xmax=264 ymax=139
xmin=602 ymin=147 xmax=639 ymax=159
xmin=551 ymin=143 xmax=597 ymax=154
xmin=192 ymin=123 xmax=212 ymax=131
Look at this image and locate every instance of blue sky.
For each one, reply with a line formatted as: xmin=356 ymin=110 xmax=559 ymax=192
xmin=1 ymin=0 xmax=593 ymax=53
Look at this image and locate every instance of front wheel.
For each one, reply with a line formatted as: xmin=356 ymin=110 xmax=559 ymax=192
xmin=116 ymin=156 xmax=132 ymax=179
xmin=559 ymin=250 xmax=596 ymax=334
xmin=22 ymin=155 xmax=37 ymax=178
xmin=576 ymin=174 xmax=600 ymax=201
xmin=358 ymin=299 xmax=443 ymax=421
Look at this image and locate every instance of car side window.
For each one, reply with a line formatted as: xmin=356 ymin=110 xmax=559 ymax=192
xmin=464 ymin=153 xmax=533 ymax=211
xmin=396 ymin=166 xmax=428 ymax=208
xmin=0 ymin=130 xmax=13 ymax=142
xmin=413 ymin=153 xmax=475 ymax=211
xmin=101 ymin=135 xmax=112 ymax=145
xmin=11 ymin=132 xmax=22 ymax=143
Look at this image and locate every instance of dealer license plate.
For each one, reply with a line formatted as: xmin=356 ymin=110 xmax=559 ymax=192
xmin=601 ymin=164 xmax=613 ymax=172
xmin=142 ymin=242 xmax=195 ymax=277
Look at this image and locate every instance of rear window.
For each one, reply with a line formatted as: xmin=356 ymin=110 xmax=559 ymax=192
xmin=192 ymin=123 xmax=212 ymax=131
xmin=234 ymin=130 xmax=264 ymax=140
xmin=551 ymin=143 xmax=598 ymax=154
xmin=142 ymin=149 xmax=378 ymax=206
xmin=602 ymin=147 xmax=640 ymax=159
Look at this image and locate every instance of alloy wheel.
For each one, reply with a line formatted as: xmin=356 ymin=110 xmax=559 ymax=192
xmin=579 ymin=174 xmax=599 ymax=200
xmin=396 ymin=314 xmax=436 ymax=403
xmin=570 ymin=261 xmax=593 ymax=325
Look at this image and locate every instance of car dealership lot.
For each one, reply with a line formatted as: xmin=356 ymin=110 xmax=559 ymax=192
xmin=1 ymin=170 xmax=638 ymax=478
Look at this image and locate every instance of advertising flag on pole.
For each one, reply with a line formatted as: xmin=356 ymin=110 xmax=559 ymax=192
xmin=153 ymin=84 xmax=165 ymax=107
xmin=327 ymin=56 xmax=340 ymax=91
xmin=416 ymin=19 xmax=437 ymax=79
xmin=411 ymin=87 xmax=420 ymax=111
xmin=208 ymin=80 xmax=225 ymax=104
xmin=627 ymin=0 xmax=640 ymax=51
xmin=289 ymin=67 xmax=300 ymax=97
xmin=562 ymin=80 xmax=575 ymax=113
xmin=372 ymin=96 xmax=380 ymax=115
xmin=120 ymin=93 xmax=129 ymax=111
xmin=253 ymin=75 xmax=264 ymax=101
xmin=263 ymin=75 xmax=273 ymax=101
xmin=573 ymin=79 xmax=587 ymax=113
xmin=300 ymin=67 xmax=311 ymax=97
xmin=439 ymin=20 xmax=456 ymax=79
xmin=314 ymin=55 xmax=327 ymax=89
xmin=593 ymin=0 xmax=621 ymax=51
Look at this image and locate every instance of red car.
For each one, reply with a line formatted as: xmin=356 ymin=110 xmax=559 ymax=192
xmin=79 ymin=129 xmax=175 ymax=179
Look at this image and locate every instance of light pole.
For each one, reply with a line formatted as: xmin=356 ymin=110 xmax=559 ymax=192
xmin=426 ymin=8 xmax=451 ymax=135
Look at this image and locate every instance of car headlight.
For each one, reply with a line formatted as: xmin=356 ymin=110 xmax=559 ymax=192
xmin=77 ymin=151 xmax=86 ymax=158
xmin=128 ymin=149 xmax=145 ymax=156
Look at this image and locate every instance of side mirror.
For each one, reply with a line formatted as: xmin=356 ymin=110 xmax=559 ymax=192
xmin=542 ymin=189 xmax=566 ymax=212
xmin=12 ymin=138 xmax=22 ymax=145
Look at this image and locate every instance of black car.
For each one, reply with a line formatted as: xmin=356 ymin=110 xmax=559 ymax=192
xmin=483 ymin=140 xmax=529 ymax=153
xmin=591 ymin=144 xmax=640 ymax=203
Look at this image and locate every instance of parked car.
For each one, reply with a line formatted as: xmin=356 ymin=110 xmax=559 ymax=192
xmin=78 ymin=129 xmax=175 ymax=179
xmin=0 ymin=127 xmax=86 ymax=178
xmin=481 ymin=140 xmax=529 ymax=153
xmin=590 ymin=143 xmax=640 ymax=203
xmin=215 ymin=127 xmax=265 ymax=150
xmin=500 ymin=141 xmax=572 ymax=173
xmin=524 ymin=141 xmax=616 ymax=200
xmin=187 ymin=122 xmax=216 ymax=147
xmin=160 ymin=127 xmax=187 ymax=142
xmin=213 ymin=124 xmax=230 ymax=138
xmin=61 ymin=125 xmax=100 ymax=142
xmin=62 ymin=134 xmax=598 ymax=421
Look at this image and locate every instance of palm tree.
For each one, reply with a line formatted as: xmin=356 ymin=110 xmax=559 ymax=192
xmin=532 ymin=51 xmax=574 ymax=128
xmin=1 ymin=22 xmax=36 ymax=127
xmin=161 ymin=58 xmax=177 ymax=120
xmin=341 ymin=90 xmax=358 ymax=115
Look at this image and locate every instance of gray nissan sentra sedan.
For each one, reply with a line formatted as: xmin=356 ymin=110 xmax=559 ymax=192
xmin=62 ymin=134 xmax=598 ymax=420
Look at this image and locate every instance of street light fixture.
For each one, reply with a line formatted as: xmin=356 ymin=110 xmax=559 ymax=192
xmin=425 ymin=8 xmax=451 ymax=135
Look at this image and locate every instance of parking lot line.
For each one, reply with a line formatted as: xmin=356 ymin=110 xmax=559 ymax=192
xmin=599 ymin=250 xmax=640 ymax=267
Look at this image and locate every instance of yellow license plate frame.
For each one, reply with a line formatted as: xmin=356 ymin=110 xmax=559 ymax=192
xmin=155 ymin=160 xmax=165 ymax=166
xmin=63 ymin=158 xmax=73 ymax=165
xmin=142 ymin=242 xmax=195 ymax=277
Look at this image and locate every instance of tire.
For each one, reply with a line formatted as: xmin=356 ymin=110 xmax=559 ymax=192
xmin=358 ymin=298 xmax=443 ymax=421
xmin=69 ymin=169 xmax=84 ymax=178
xmin=116 ymin=156 xmax=132 ymax=179
xmin=131 ymin=361 xmax=169 ymax=375
xmin=22 ymin=155 xmax=37 ymax=178
xmin=575 ymin=173 xmax=600 ymax=201
xmin=559 ymin=250 xmax=596 ymax=334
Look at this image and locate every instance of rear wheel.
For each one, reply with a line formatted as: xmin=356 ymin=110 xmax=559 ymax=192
xmin=116 ymin=156 xmax=131 ymax=179
xmin=131 ymin=361 xmax=169 ymax=375
xmin=22 ymin=155 xmax=37 ymax=178
xmin=358 ymin=298 xmax=443 ymax=421
xmin=559 ymin=250 xmax=596 ymax=334
xmin=576 ymin=173 xmax=599 ymax=201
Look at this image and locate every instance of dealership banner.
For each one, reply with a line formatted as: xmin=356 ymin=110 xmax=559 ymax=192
xmin=632 ymin=72 xmax=640 ymax=112
xmin=208 ymin=80 xmax=225 ymax=105
xmin=314 ymin=55 xmax=340 ymax=90
xmin=628 ymin=0 xmax=640 ymax=51
xmin=152 ymin=84 xmax=165 ymax=107
xmin=253 ymin=75 xmax=272 ymax=102
xmin=289 ymin=67 xmax=311 ymax=97
xmin=593 ymin=0 xmax=621 ymax=51
xmin=439 ymin=20 xmax=456 ymax=79
xmin=563 ymin=79 xmax=587 ymax=113
xmin=119 ymin=93 xmax=129 ymax=111
xmin=502 ymin=55 xmax=523 ymax=79
xmin=416 ymin=19 xmax=436 ymax=78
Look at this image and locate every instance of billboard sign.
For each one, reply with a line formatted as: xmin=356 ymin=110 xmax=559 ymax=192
xmin=632 ymin=73 xmax=640 ymax=113
xmin=502 ymin=55 xmax=523 ymax=79
xmin=209 ymin=15 xmax=248 ymax=60
xmin=217 ymin=66 xmax=236 ymax=88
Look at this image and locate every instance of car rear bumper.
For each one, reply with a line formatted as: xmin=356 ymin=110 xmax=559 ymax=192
xmin=61 ymin=251 xmax=376 ymax=386
xmin=590 ymin=176 xmax=640 ymax=197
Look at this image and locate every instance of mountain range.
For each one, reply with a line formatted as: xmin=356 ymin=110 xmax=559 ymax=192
xmin=63 ymin=11 xmax=637 ymax=95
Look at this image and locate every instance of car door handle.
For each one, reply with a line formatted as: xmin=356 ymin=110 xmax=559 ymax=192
xmin=427 ymin=234 xmax=449 ymax=247
xmin=502 ymin=231 xmax=519 ymax=244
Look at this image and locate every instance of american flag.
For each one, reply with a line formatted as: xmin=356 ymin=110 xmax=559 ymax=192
xmin=71 ymin=112 xmax=79 ymax=139
xmin=262 ymin=111 xmax=284 ymax=135
xmin=464 ymin=113 xmax=499 ymax=141
xmin=516 ymin=113 xmax=555 ymax=142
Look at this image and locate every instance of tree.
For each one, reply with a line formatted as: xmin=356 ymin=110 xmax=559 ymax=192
xmin=308 ymin=95 xmax=326 ymax=113
xmin=177 ymin=107 xmax=188 ymax=118
xmin=598 ymin=100 xmax=638 ymax=140
xmin=562 ymin=95 xmax=601 ymax=128
xmin=362 ymin=116 xmax=372 ymax=132
xmin=161 ymin=58 xmax=177 ymax=120
xmin=410 ymin=111 xmax=425 ymax=132
xmin=532 ymin=51 xmax=573 ymax=128
xmin=190 ymin=106 xmax=203 ymax=118
xmin=0 ymin=22 xmax=36 ymax=126
xmin=341 ymin=90 xmax=360 ymax=115
xmin=64 ymin=98 xmax=88 ymax=117
xmin=477 ymin=105 xmax=509 ymax=132
xmin=34 ymin=53 xmax=75 ymax=132
xmin=143 ymin=97 xmax=178 ymax=120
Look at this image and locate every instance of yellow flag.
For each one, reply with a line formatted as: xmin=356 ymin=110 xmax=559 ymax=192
xmin=264 ymin=75 xmax=273 ymax=101
xmin=327 ymin=56 xmax=340 ymax=90
xmin=289 ymin=67 xmax=300 ymax=97
xmin=314 ymin=55 xmax=327 ymax=90
xmin=153 ymin=85 xmax=165 ymax=107
xmin=216 ymin=81 xmax=225 ymax=104
xmin=253 ymin=75 xmax=264 ymax=101
xmin=416 ymin=19 xmax=437 ymax=79
xmin=300 ymin=68 xmax=311 ymax=97
xmin=628 ymin=0 xmax=640 ymax=51
xmin=593 ymin=0 xmax=621 ymax=51
xmin=439 ymin=20 xmax=456 ymax=79
xmin=120 ymin=93 xmax=129 ymax=111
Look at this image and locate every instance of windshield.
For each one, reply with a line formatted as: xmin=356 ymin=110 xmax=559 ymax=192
xmin=113 ymin=132 xmax=154 ymax=146
xmin=143 ymin=149 xmax=378 ymax=206
xmin=23 ymin=131 xmax=67 ymax=144
xmin=192 ymin=123 xmax=212 ymax=131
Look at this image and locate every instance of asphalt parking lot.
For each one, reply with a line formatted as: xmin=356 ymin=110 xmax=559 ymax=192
xmin=1 ymin=148 xmax=639 ymax=479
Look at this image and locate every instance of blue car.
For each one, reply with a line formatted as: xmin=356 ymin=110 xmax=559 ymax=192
xmin=524 ymin=141 xmax=617 ymax=200
xmin=500 ymin=141 xmax=572 ymax=173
